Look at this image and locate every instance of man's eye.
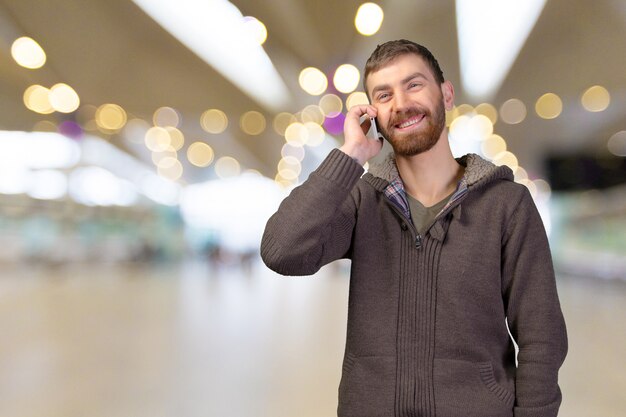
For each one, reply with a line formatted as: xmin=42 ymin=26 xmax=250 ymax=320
xmin=409 ymin=82 xmax=422 ymax=88
xmin=377 ymin=93 xmax=389 ymax=100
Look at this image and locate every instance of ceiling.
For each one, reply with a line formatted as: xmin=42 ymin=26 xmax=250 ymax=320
xmin=0 ymin=0 xmax=625 ymax=182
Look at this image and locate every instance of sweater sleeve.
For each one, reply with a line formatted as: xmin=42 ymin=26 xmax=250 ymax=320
xmin=261 ymin=149 xmax=364 ymax=276
xmin=501 ymin=188 xmax=568 ymax=417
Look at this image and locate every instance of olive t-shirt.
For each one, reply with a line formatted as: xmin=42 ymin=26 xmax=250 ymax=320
xmin=406 ymin=191 xmax=454 ymax=235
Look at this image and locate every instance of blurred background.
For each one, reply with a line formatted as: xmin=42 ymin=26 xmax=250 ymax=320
xmin=0 ymin=0 xmax=624 ymax=416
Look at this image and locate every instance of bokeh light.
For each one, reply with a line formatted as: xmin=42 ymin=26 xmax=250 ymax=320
xmin=165 ymin=126 xmax=185 ymax=150
xmin=492 ymin=151 xmax=519 ymax=170
xmin=58 ymin=121 xmax=83 ymax=139
xmin=519 ymin=178 xmax=538 ymax=198
xmin=535 ymin=93 xmax=562 ymax=119
xmin=158 ymin=159 xmax=183 ymax=181
xmin=581 ymin=85 xmax=610 ymax=112
xmin=481 ymin=134 xmax=507 ymax=159
xmin=187 ymin=142 xmax=215 ymax=167
xmin=299 ymin=67 xmax=328 ymax=96
xmin=240 ymin=111 xmax=266 ymax=135
xmin=323 ymin=112 xmax=346 ymax=135
xmin=607 ymin=131 xmax=626 ymax=157
xmin=215 ymin=156 xmax=241 ymax=178
xmin=145 ymin=126 xmax=171 ymax=152
xmin=153 ymin=106 xmax=180 ymax=127
xmin=284 ymin=122 xmax=308 ymax=146
xmin=95 ymin=104 xmax=127 ymax=131
xmin=304 ymin=122 xmax=325 ymax=146
xmin=300 ymin=105 xmax=325 ymax=125
xmin=355 ymin=3 xmax=384 ymax=36
xmin=513 ymin=166 xmax=528 ymax=182
xmin=33 ymin=120 xmax=57 ymax=132
xmin=49 ymin=83 xmax=80 ymax=113
xmin=475 ymin=103 xmax=498 ymax=124
xmin=278 ymin=156 xmax=301 ymax=180
xmin=450 ymin=104 xmax=475 ymax=119
xmin=281 ymin=143 xmax=305 ymax=161
xmin=346 ymin=91 xmax=369 ymax=109
xmin=333 ymin=64 xmax=360 ymax=94
xmin=11 ymin=37 xmax=46 ymax=69
xmin=467 ymin=114 xmax=494 ymax=141
xmin=151 ymin=146 xmax=177 ymax=166
xmin=201 ymin=109 xmax=228 ymax=134
xmin=500 ymin=98 xmax=527 ymax=124
xmin=156 ymin=156 xmax=179 ymax=169
xmin=534 ymin=179 xmax=552 ymax=200
xmin=319 ymin=94 xmax=343 ymax=116
xmin=243 ymin=16 xmax=268 ymax=45
xmin=273 ymin=112 xmax=297 ymax=135
xmin=23 ymin=85 xmax=54 ymax=114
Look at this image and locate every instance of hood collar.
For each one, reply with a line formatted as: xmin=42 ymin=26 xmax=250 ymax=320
xmin=367 ymin=151 xmax=513 ymax=191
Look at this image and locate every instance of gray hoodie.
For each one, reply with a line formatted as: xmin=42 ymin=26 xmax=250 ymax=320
xmin=262 ymin=149 xmax=567 ymax=417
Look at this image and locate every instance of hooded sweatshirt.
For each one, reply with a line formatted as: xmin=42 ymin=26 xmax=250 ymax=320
xmin=261 ymin=149 xmax=567 ymax=417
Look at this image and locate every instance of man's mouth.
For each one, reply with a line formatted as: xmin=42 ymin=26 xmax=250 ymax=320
xmin=394 ymin=114 xmax=425 ymax=130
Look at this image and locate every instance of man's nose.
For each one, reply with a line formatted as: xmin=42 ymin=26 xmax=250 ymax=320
xmin=392 ymin=91 xmax=410 ymax=113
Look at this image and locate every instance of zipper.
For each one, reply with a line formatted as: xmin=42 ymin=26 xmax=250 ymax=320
xmin=383 ymin=191 xmax=469 ymax=250
xmin=383 ymin=199 xmax=423 ymax=249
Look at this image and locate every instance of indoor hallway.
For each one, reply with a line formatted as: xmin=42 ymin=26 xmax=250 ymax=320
xmin=0 ymin=260 xmax=624 ymax=417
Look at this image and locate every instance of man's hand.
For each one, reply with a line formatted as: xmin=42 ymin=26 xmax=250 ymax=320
xmin=339 ymin=105 xmax=384 ymax=166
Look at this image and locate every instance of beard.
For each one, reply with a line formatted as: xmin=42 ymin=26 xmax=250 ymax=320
xmin=379 ymin=96 xmax=446 ymax=157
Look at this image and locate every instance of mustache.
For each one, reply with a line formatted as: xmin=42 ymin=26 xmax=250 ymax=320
xmin=388 ymin=107 xmax=431 ymax=127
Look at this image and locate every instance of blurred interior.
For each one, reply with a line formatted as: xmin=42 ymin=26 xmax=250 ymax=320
xmin=0 ymin=0 xmax=624 ymax=416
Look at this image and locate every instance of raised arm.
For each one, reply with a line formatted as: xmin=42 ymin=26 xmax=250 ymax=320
xmin=261 ymin=104 xmax=383 ymax=276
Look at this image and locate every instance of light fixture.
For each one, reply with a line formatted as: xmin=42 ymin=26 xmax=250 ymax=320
xmin=456 ymin=0 xmax=547 ymax=100
xmin=132 ymin=0 xmax=290 ymax=112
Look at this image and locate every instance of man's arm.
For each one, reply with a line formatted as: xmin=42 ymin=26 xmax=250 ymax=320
xmin=261 ymin=149 xmax=364 ymax=275
xmin=261 ymin=105 xmax=383 ymax=276
xmin=501 ymin=188 xmax=568 ymax=417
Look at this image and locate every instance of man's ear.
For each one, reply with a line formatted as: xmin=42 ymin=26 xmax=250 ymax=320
xmin=441 ymin=80 xmax=455 ymax=111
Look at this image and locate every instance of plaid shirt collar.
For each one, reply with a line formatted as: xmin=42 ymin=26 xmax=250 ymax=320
xmin=383 ymin=173 xmax=468 ymax=223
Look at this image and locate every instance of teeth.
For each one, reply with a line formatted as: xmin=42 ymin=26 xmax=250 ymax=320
xmin=398 ymin=115 xmax=422 ymax=128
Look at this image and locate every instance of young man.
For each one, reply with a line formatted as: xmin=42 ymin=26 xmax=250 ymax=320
xmin=261 ymin=40 xmax=567 ymax=417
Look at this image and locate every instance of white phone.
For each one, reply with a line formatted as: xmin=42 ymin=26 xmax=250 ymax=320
xmin=365 ymin=116 xmax=385 ymax=141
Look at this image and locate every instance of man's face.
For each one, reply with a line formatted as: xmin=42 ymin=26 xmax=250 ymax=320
xmin=366 ymin=54 xmax=452 ymax=157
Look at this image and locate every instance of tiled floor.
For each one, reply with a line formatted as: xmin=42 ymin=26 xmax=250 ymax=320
xmin=0 ymin=260 xmax=623 ymax=417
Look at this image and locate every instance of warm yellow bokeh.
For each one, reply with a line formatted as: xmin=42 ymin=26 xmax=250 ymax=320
xmin=201 ymin=109 xmax=228 ymax=134
xmin=535 ymin=93 xmax=562 ymax=119
xmin=24 ymin=85 xmax=54 ymax=114
xmin=49 ymin=83 xmax=80 ymax=113
xmin=299 ymin=67 xmax=328 ymax=96
xmin=273 ymin=112 xmax=297 ymax=136
xmin=240 ymin=111 xmax=266 ymax=135
xmin=96 ymin=104 xmax=127 ymax=131
xmin=11 ymin=37 xmax=46 ymax=69
xmin=346 ymin=91 xmax=369 ymax=110
xmin=319 ymin=94 xmax=343 ymax=116
xmin=355 ymin=3 xmax=384 ymax=36
xmin=187 ymin=142 xmax=215 ymax=167
xmin=333 ymin=64 xmax=360 ymax=94
xmin=581 ymin=85 xmax=610 ymax=112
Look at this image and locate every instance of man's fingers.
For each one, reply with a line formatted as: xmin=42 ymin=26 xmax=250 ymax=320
xmin=347 ymin=104 xmax=377 ymax=120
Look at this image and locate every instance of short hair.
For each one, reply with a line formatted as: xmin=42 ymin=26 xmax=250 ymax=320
xmin=363 ymin=40 xmax=445 ymax=93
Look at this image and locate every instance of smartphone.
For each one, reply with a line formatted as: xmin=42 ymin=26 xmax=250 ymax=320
xmin=365 ymin=116 xmax=385 ymax=142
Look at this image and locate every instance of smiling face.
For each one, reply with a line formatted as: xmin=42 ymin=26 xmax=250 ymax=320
xmin=366 ymin=53 xmax=454 ymax=157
